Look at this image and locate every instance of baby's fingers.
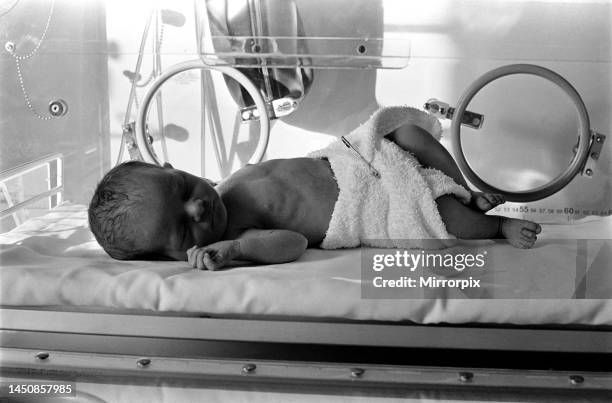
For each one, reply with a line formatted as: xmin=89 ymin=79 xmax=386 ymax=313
xmin=203 ymin=253 xmax=218 ymax=271
xmin=191 ymin=249 xmax=208 ymax=270
xmin=187 ymin=246 xmax=226 ymax=270
xmin=196 ymin=249 xmax=219 ymax=270
xmin=186 ymin=246 xmax=198 ymax=267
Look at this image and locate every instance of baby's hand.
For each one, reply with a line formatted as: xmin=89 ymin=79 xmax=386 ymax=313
xmin=187 ymin=240 xmax=239 ymax=271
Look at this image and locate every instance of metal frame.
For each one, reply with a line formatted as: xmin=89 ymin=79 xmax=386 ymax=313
xmin=1 ymin=308 xmax=611 ymax=393
xmin=2 ymin=347 xmax=611 ymax=394
xmin=1 ymin=309 xmax=611 ymax=353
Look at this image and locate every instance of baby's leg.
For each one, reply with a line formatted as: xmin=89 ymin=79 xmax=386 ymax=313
xmin=436 ymin=195 xmax=541 ymax=248
xmin=386 ymin=124 xmax=504 ymax=212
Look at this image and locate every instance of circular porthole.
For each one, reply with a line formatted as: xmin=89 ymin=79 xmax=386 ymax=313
xmin=135 ymin=60 xmax=270 ymax=181
xmin=450 ymin=64 xmax=591 ymax=202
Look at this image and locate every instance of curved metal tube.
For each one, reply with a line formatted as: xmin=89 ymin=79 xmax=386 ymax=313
xmin=451 ymin=64 xmax=591 ymax=202
xmin=135 ymin=59 xmax=270 ymax=167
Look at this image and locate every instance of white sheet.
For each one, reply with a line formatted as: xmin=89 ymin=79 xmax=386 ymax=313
xmin=1 ymin=203 xmax=611 ymax=325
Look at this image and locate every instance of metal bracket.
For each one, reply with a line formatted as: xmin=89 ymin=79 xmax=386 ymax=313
xmin=578 ymin=131 xmax=606 ymax=177
xmin=122 ymin=122 xmax=158 ymax=162
xmin=424 ymin=98 xmax=484 ymax=129
xmin=240 ymin=96 xmax=300 ymax=122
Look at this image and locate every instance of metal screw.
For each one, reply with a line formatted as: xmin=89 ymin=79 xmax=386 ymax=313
xmin=591 ymin=152 xmax=599 ymax=159
xmin=458 ymin=371 xmax=474 ymax=382
xmin=35 ymin=352 xmax=49 ymax=360
xmin=5 ymin=41 xmax=16 ymax=53
xmin=242 ymin=363 xmax=256 ymax=374
xmin=137 ymin=358 xmax=151 ymax=368
xmin=350 ymin=368 xmax=365 ymax=378
xmin=596 ymin=136 xmax=603 ymax=143
xmin=569 ymin=375 xmax=584 ymax=385
xmin=585 ymin=169 xmax=593 ymax=176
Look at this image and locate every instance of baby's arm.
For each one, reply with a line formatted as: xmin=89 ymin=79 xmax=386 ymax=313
xmin=187 ymin=229 xmax=308 ymax=270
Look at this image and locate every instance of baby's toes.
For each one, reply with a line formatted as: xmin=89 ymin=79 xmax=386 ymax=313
xmin=492 ymin=194 xmax=505 ymax=206
xmin=514 ymin=233 xmax=536 ymax=248
xmin=520 ymin=223 xmax=540 ymax=247
xmin=518 ymin=239 xmax=536 ymax=249
xmin=521 ymin=227 xmax=537 ymax=240
xmin=524 ymin=222 xmax=541 ymax=234
xmin=478 ymin=198 xmax=492 ymax=211
xmin=485 ymin=193 xmax=505 ymax=208
xmin=471 ymin=192 xmax=505 ymax=212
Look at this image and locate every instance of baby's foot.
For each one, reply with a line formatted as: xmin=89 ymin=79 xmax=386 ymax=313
xmin=470 ymin=192 xmax=505 ymax=212
xmin=500 ymin=217 xmax=542 ymax=249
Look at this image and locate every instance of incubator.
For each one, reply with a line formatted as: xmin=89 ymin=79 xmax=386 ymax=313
xmin=1 ymin=0 xmax=611 ymax=401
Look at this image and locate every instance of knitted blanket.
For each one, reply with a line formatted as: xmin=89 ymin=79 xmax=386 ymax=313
xmin=308 ymin=106 xmax=471 ymax=249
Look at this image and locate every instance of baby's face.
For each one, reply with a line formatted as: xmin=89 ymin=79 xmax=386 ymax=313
xmin=134 ymin=165 xmax=227 ymax=260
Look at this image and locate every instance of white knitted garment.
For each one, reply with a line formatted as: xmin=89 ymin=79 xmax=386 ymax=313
xmin=308 ymin=106 xmax=471 ymax=249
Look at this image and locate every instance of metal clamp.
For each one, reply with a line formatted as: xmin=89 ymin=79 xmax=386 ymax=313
xmin=424 ymin=98 xmax=484 ymax=129
xmin=240 ymin=96 xmax=300 ymax=122
xmin=578 ymin=131 xmax=606 ymax=177
xmin=122 ymin=122 xmax=157 ymax=162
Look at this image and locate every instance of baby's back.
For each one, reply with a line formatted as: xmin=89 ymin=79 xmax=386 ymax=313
xmin=217 ymin=158 xmax=339 ymax=245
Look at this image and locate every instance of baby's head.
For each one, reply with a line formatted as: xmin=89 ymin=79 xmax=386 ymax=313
xmin=88 ymin=161 xmax=227 ymax=261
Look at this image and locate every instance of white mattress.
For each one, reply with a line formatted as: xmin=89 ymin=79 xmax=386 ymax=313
xmin=1 ymin=203 xmax=611 ymax=325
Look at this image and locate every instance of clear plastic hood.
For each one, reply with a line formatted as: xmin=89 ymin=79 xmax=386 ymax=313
xmin=0 ymin=0 xmax=611 ymax=232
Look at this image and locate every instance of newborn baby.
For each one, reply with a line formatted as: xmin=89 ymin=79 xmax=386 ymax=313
xmin=89 ymin=107 xmax=541 ymax=270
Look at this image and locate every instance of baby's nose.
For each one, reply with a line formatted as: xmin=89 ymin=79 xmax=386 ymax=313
xmin=185 ymin=198 xmax=205 ymax=222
